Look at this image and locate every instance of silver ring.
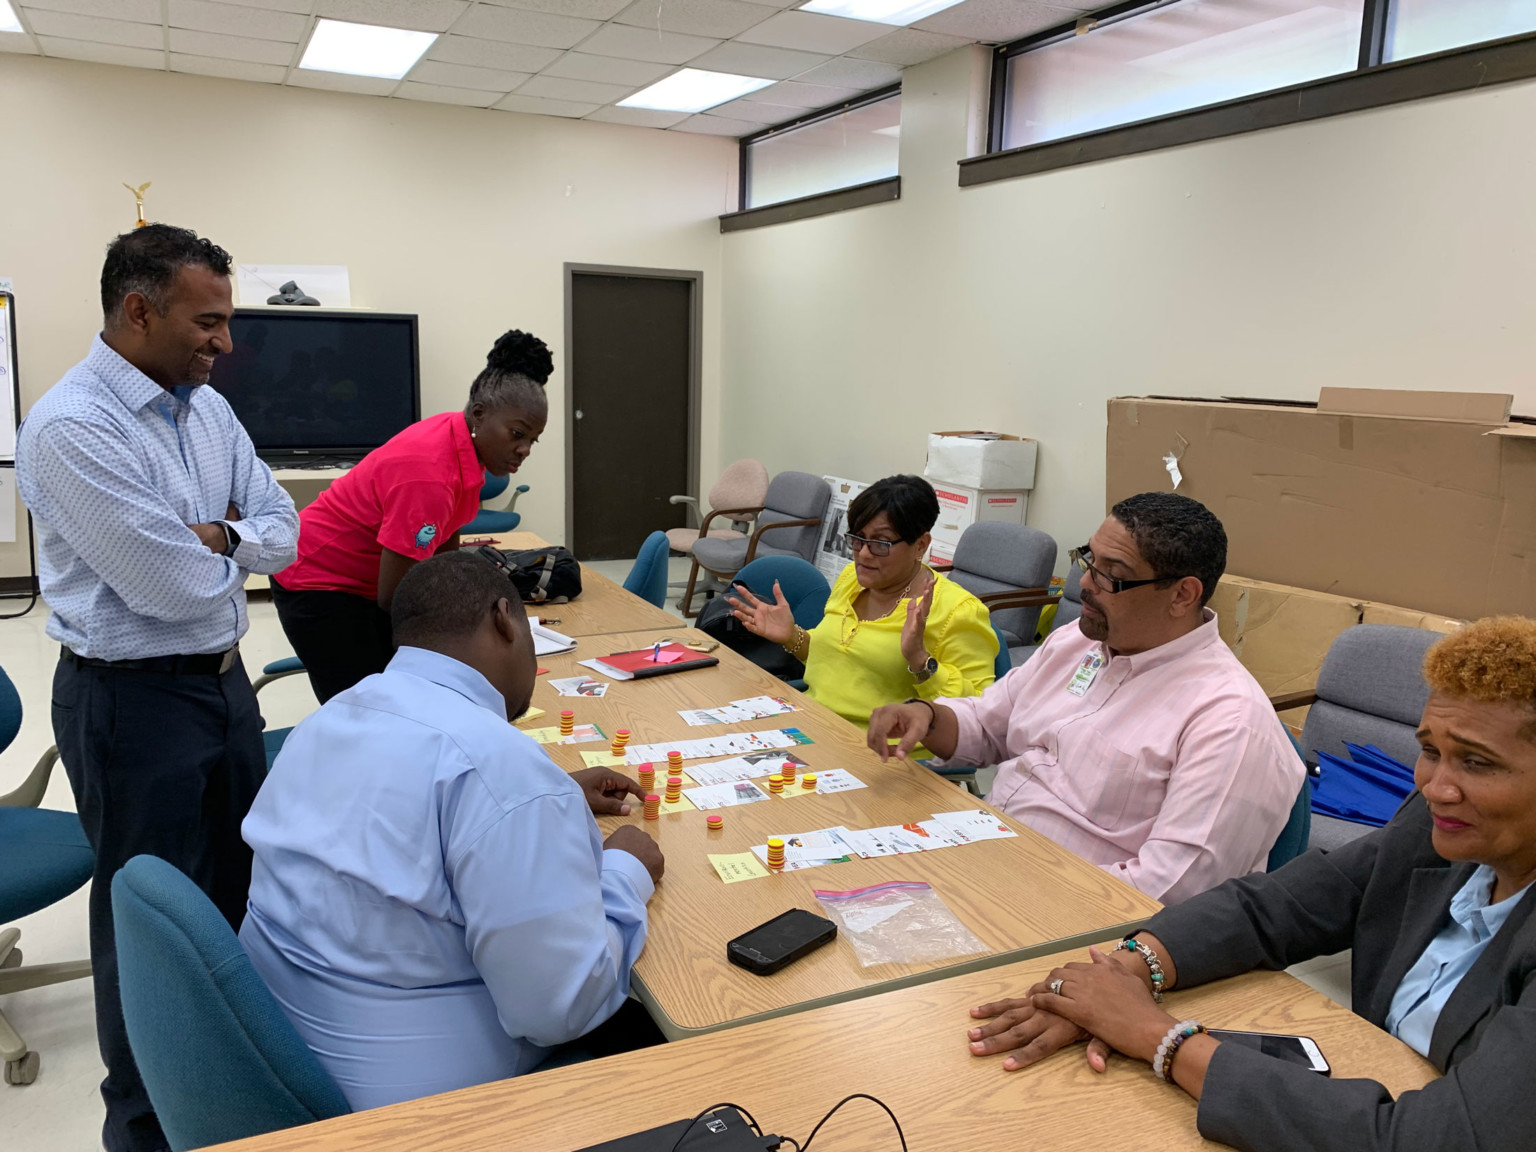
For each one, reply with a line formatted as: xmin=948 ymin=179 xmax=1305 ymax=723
xmin=1049 ymin=978 xmax=1064 ymax=996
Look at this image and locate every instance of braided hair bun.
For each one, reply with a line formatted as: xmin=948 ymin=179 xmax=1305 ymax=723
xmin=485 ymin=329 xmax=553 ymax=385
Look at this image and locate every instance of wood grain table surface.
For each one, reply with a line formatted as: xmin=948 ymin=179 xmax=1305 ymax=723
xmin=526 ymin=625 xmax=1161 ymax=1039
xmin=210 ymin=945 xmax=1435 ymax=1152
xmin=475 ymin=530 xmax=678 ymax=637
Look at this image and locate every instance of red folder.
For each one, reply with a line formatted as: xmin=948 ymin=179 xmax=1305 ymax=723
xmin=600 ymin=643 xmax=719 ymax=679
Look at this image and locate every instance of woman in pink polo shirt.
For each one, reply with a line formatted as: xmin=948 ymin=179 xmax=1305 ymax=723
xmin=271 ymin=330 xmax=550 ymax=703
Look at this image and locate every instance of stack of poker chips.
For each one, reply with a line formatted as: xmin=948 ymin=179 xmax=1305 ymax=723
xmin=665 ymin=775 xmax=682 ymax=804
xmin=643 ymin=794 xmax=660 ymax=821
xmin=801 ymin=773 xmax=817 ymax=791
xmin=637 ymin=762 xmax=655 ymax=793
xmin=666 ymin=750 xmax=684 ymax=774
xmin=559 ymin=711 xmax=575 ymax=737
xmin=610 ymin=729 xmax=631 ymax=759
xmin=767 ymin=774 xmax=784 ymax=795
xmin=765 ymin=837 xmax=785 ymax=870
xmin=706 ymin=813 xmax=723 ymax=830
xmin=779 ymin=759 xmax=797 ymax=786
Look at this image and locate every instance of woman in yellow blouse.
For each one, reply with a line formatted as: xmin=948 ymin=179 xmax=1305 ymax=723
xmin=727 ymin=474 xmax=997 ymax=754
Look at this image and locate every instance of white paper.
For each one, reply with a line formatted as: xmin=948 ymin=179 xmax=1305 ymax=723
xmin=1163 ymin=452 xmax=1183 ymax=490
xmin=685 ymin=752 xmax=810 ymax=787
xmin=236 ymin=264 xmax=351 ymax=307
xmin=837 ymin=827 xmax=917 ymax=858
xmin=683 ymin=780 xmax=770 ymax=810
xmin=0 ymin=469 xmax=15 ymax=542
xmin=531 ymin=623 xmax=576 ymax=656
xmin=806 ymin=769 xmax=866 ymax=795
xmin=930 ymin=809 xmax=1018 ymax=842
xmin=623 ymin=728 xmax=808 ymax=766
xmin=578 ymin=657 xmax=631 ymax=680
xmin=548 ymin=676 xmax=607 ymax=697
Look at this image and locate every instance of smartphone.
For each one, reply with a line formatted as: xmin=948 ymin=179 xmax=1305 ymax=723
xmin=727 ymin=909 xmax=837 ymax=976
xmin=1208 ymin=1029 xmax=1330 ymax=1075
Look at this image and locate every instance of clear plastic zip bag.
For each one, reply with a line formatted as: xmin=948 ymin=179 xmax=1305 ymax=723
xmin=814 ymin=880 xmax=987 ymax=967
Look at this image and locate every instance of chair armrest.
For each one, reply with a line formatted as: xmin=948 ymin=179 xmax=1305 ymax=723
xmin=978 ymin=587 xmax=1060 ymax=612
xmin=744 ymin=517 xmax=822 ymax=565
xmin=0 ymin=745 xmax=61 ymax=809
xmin=1270 ymin=689 xmax=1319 ymax=713
xmin=929 ymin=562 xmax=954 ymax=572
xmin=698 ymin=504 xmax=764 ymax=539
xmin=669 ymin=494 xmax=702 ymax=528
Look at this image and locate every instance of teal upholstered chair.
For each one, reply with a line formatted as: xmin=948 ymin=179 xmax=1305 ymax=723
xmin=464 ymin=473 xmax=529 ymax=535
xmin=623 ymin=531 xmax=671 ymax=608
xmin=1265 ymin=732 xmax=1314 ymax=871
xmin=0 ymin=664 xmax=94 ymax=1086
xmin=112 ymin=855 xmax=350 ymax=1150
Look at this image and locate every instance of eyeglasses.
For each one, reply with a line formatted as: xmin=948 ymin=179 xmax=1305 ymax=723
xmin=1069 ymin=545 xmax=1170 ymax=595
xmin=845 ymin=532 xmax=900 ymax=558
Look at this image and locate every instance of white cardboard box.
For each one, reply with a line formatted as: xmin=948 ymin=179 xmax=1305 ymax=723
xmin=925 ymin=432 xmax=1038 ymax=491
xmin=927 ymin=483 xmax=1029 ymax=565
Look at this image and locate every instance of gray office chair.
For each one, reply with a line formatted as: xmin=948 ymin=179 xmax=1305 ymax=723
xmin=1007 ymin=567 xmax=1082 ymax=665
xmin=937 ymin=523 xmax=1059 ymax=652
xmin=1269 ymin=624 xmax=1439 ymax=851
xmin=680 ymin=471 xmax=831 ymax=617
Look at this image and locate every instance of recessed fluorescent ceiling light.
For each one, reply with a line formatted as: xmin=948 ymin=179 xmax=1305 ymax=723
xmin=619 ymin=69 xmax=774 ymax=113
xmin=0 ymin=2 xmax=23 ymax=34
xmin=799 ymin=0 xmax=967 ymax=27
xmin=299 ymin=19 xmax=437 ymax=80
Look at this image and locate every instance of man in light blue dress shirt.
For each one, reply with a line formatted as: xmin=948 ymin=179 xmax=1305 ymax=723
xmin=241 ymin=551 xmax=665 ymax=1110
xmin=15 ymin=225 xmax=297 ymax=1152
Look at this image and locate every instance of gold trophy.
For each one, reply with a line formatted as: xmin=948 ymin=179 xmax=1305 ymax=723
xmin=122 ymin=181 xmax=151 ymax=228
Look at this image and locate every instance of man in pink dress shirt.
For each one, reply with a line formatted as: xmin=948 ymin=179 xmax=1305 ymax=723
xmin=868 ymin=493 xmax=1302 ymax=905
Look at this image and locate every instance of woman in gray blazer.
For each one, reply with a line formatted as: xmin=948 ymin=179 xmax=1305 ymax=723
xmin=967 ymin=615 xmax=1536 ymax=1152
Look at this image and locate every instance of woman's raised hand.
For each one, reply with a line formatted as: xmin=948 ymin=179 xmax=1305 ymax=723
xmin=726 ymin=580 xmax=796 ymax=646
xmin=900 ymin=573 xmax=936 ymax=669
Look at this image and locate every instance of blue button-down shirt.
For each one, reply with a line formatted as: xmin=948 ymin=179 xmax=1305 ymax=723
xmin=1386 ymin=865 xmax=1529 ymax=1056
xmin=15 ymin=336 xmax=298 ymax=659
xmin=239 ymin=646 xmax=653 ymax=1111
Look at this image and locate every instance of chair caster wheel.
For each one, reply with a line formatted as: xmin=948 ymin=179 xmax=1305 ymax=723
xmin=5 ymin=1050 xmax=40 ymax=1085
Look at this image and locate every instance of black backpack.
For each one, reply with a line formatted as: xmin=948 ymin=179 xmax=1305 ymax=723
xmin=696 ymin=589 xmax=805 ymax=682
xmin=476 ymin=544 xmax=583 ymax=603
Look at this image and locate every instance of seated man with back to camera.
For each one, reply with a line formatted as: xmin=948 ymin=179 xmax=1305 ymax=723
xmin=240 ymin=551 xmax=664 ymax=1110
xmin=868 ymin=492 xmax=1302 ymax=904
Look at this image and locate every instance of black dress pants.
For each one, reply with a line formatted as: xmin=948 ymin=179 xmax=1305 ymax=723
xmin=270 ymin=578 xmax=395 ymax=704
xmin=52 ymin=653 xmax=267 ymax=1152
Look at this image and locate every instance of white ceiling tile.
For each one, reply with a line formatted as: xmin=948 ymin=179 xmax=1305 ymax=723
xmin=454 ymin=4 xmax=601 ymax=48
xmin=287 ymin=67 xmax=398 ymax=94
xmin=792 ymin=56 xmax=899 ymax=88
xmin=515 ymin=73 xmax=633 ymax=102
xmin=493 ymin=92 xmax=599 ymax=116
xmin=670 ymin=113 xmax=758 ymax=137
xmin=168 ymin=1 xmax=307 ymax=42
xmin=707 ymin=95 xmax=800 ymax=124
xmin=612 ymin=0 xmax=770 ymax=40
xmin=169 ymin=28 xmax=295 ymax=64
xmin=687 ymin=40 xmax=828 ymax=80
xmin=849 ymin=27 xmax=970 ymax=65
xmin=202 ymin=0 xmax=311 ymax=11
xmin=736 ymin=11 xmax=887 ymax=54
xmin=315 ymin=0 xmax=468 ymax=34
xmin=21 ymin=0 xmax=159 ymax=21
xmin=169 ymin=52 xmax=287 ymax=81
xmin=36 ymin=35 xmax=165 ymax=66
xmin=741 ymin=79 xmax=861 ymax=107
xmin=540 ymin=50 xmax=670 ymax=85
xmin=0 ymin=31 xmax=40 ymax=53
xmin=483 ymin=0 xmax=629 ymax=15
xmin=915 ymin=0 xmax=1078 ymax=42
xmin=395 ymin=80 xmax=503 ymax=105
xmin=576 ymin=22 xmax=718 ymax=65
xmin=26 ymin=10 xmax=163 ymax=48
xmin=409 ymin=59 xmax=530 ymax=90
xmin=584 ymin=103 xmax=690 ymax=128
xmin=427 ymin=34 xmax=561 ymax=71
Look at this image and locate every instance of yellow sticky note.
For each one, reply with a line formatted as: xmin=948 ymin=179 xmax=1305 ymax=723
xmin=581 ymin=751 xmax=628 ymax=768
xmin=709 ymin=852 xmax=770 ymax=884
xmin=518 ymin=706 xmax=547 ymax=723
xmin=658 ymin=794 xmax=695 ymax=815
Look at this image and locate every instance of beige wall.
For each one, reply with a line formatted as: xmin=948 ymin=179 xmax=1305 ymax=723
xmin=0 ymin=54 xmax=736 ymax=578
xmin=720 ymin=47 xmax=1536 ymax=572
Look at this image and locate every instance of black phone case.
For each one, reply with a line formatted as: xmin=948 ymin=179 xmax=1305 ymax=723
xmin=727 ymin=909 xmax=837 ymax=976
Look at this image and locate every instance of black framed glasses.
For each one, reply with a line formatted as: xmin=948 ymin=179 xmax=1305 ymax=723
xmin=845 ymin=532 xmax=899 ymax=557
xmin=1069 ymin=545 xmax=1169 ymax=595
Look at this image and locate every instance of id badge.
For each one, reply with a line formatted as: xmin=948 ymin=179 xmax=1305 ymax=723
xmin=1066 ymin=650 xmax=1104 ymax=697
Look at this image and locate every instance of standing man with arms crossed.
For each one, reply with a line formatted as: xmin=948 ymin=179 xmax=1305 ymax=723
xmin=15 ymin=225 xmax=298 ymax=1152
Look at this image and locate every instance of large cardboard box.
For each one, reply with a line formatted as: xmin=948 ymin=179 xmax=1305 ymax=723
xmin=925 ymin=432 xmax=1038 ymax=490
xmin=1106 ymin=393 xmax=1536 ymax=619
xmin=927 ymin=483 xmax=1028 ymax=566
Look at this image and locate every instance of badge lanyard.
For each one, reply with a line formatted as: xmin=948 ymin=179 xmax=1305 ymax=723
xmin=1066 ymin=650 xmax=1105 ymax=697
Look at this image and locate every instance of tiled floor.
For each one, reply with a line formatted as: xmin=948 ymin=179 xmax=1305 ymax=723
xmin=0 ymin=574 xmax=1352 ymax=1152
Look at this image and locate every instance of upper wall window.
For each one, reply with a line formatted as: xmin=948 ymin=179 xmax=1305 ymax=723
xmin=997 ymin=0 xmax=1365 ymax=152
xmin=743 ymin=89 xmax=901 ymax=211
xmin=1385 ymin=0 xmax=1536 ymax=61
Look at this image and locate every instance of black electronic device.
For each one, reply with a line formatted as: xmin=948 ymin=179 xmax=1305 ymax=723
xmin=575 ymin=1106 xmax=768 ymax=1152
xmin=1207 ymin=1029 xmax=1330 ymax=1074
xmin=727 ymin=908 xmax=837 ymax=976
xmin=208 ymin=307 xmax=421 ymax=465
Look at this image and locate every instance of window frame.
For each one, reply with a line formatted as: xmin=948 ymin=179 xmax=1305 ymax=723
xmin=972 ymin=0 xmax=1536 ymax=184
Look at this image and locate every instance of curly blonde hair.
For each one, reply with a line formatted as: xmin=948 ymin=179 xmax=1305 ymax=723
xmin=1423 ymin=618 xmax=1536 ymax=724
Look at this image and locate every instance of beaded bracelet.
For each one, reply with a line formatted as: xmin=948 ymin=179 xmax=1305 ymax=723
xmin=1152 ymin=1020 xmax=1205 ymax=1083
xmin=1115 ymin=937 xmax=1167 ymax=1002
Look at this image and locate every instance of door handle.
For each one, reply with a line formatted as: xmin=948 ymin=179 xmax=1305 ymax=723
xmin=574 ymin=409 xmax=584 ymax=421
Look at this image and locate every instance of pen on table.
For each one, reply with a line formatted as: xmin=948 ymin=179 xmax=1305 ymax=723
xmin=652 ymin=642 xmax=661 ymax=662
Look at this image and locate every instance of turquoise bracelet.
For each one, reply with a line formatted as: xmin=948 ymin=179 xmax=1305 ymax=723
xmin=1116 ymin=937 xmax=1167 ymax=1002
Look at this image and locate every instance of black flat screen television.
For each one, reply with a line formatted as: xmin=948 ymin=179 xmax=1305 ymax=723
xmin=209 ymin=307 xmax=421 ymax=465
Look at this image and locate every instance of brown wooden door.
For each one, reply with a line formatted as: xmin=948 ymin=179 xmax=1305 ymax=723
xmin=567 ymin=269 xmax=696 ymax=561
